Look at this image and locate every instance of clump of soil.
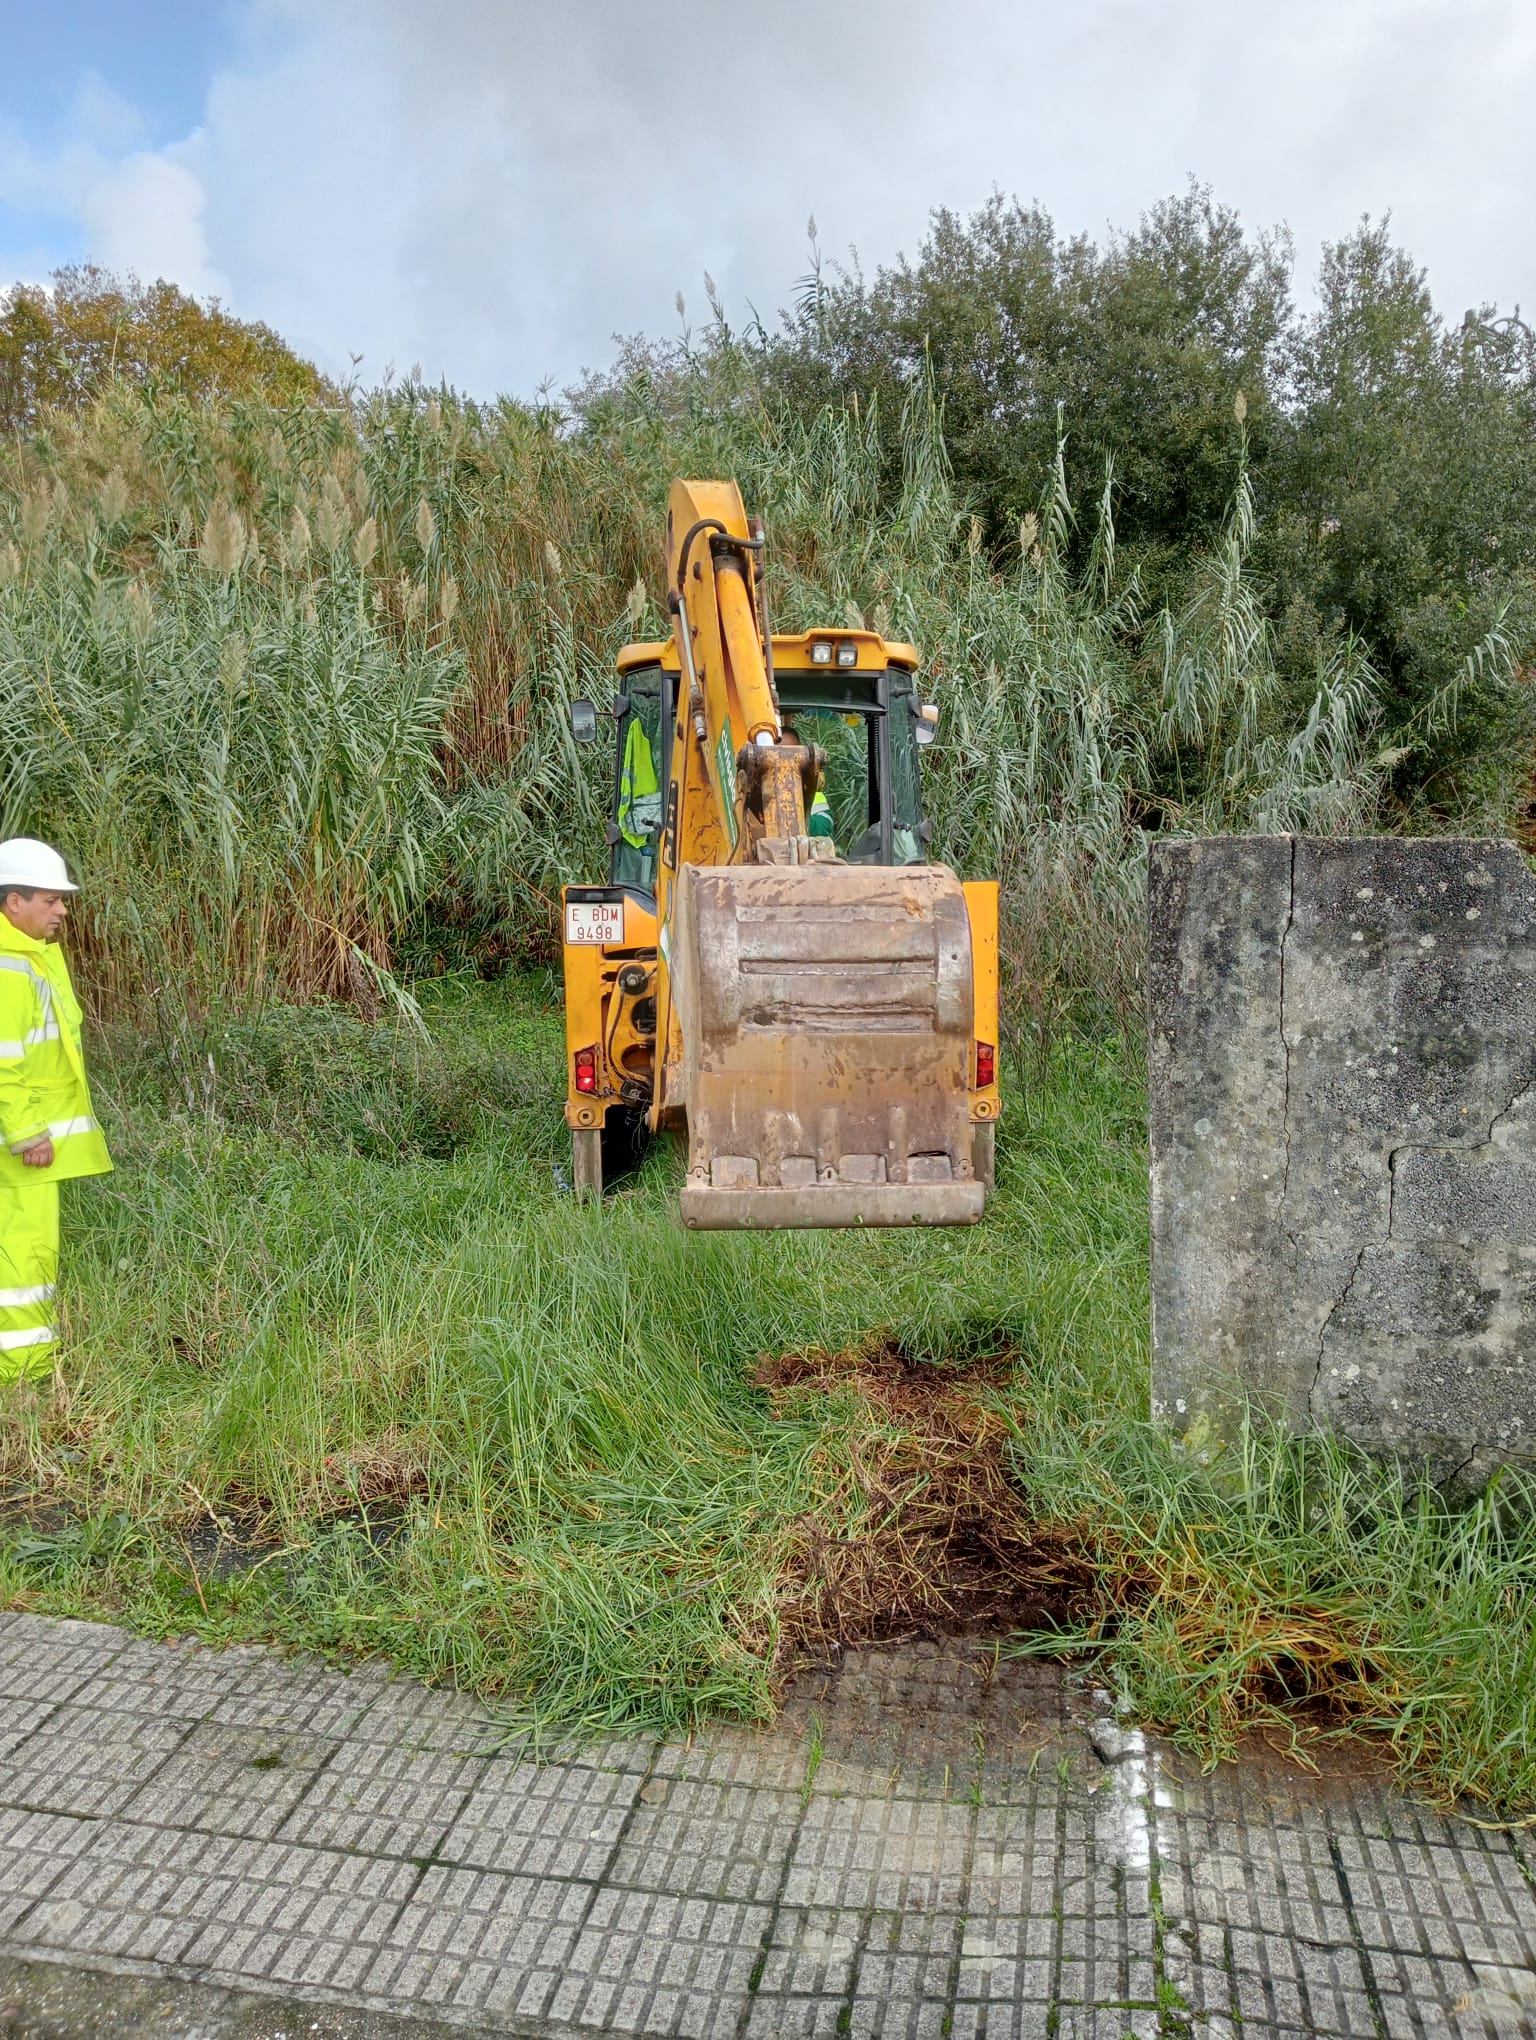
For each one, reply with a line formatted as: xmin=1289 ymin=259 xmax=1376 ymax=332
xmin=753 ymin=1340 xmax=1097 ymax=1668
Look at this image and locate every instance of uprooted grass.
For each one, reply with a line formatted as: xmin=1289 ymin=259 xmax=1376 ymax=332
xmin=1004 ymin=1408 xmax=1536 ymax=1811
xmin=739 ymin=1337 xmax=1536 ymax=1812
xmin=1 ymin=975 xmax=1535 ymax=1813
xmin=754 ymin=1341 xmax=1098 ymax=1661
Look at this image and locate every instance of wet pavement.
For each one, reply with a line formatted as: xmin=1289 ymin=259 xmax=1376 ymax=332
xmin=0 ymin=1611 xmax=1532 ymax=2037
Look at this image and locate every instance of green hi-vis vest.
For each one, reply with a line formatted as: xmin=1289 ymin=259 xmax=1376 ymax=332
xmin=618 ymin=717 xmax=662 ymax=849
xmin=808 ymin=791 xmax=834 ymax=839
xmin=0 ymin=923 xmax=112 ymax=1186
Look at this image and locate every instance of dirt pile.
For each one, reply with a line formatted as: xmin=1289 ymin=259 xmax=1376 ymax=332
xmin=754 ymin=1341 xmax=1096 ymax=1668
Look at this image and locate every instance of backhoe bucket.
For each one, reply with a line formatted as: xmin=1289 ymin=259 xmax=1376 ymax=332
xmin=671 ymin=863 xmax=984 ymax=1229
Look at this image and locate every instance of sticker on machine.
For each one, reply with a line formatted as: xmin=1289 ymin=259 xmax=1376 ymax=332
xmin=566 ymin=899 xmax=624 ymax=945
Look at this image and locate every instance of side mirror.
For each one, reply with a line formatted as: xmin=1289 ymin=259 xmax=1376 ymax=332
xmin=914 ymin=718 xmax=937 ymax=748
xmin=570 ymin=699 xmax=597 ymax=744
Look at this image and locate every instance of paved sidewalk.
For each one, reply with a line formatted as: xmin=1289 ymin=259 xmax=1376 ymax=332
xmin=0 ymin=1612 xmax=1533 ymax=2038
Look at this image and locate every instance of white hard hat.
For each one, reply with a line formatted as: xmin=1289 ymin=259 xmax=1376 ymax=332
xmin=0 ymin=839 xmax=79 ymax=893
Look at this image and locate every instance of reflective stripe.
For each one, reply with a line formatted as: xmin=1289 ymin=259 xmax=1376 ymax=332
xmin=0 ymin=957 xmax=56 ymax=1028
xmin=48 ymin=1116 xmax=98 ymax=1139
xmin=0 ymin=1325 xmax=55 ymax=1351
xmin=24 ymin=1024 xmax=60 ymax=1045
xmin=0 ymin=1041 xmax=22 ymax=1058
xmin=0 ymin=1284 xmax=54 ymax=1307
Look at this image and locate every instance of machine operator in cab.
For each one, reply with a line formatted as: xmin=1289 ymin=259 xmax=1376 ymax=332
xmin=780 ymin=726 xmax=834 ymax=845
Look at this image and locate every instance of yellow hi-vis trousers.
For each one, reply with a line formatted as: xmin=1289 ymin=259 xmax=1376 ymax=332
xmin=0 ymin=1175 xmax=59 ymax=1383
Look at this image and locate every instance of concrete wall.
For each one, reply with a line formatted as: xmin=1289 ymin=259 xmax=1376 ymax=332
xmin=1149 ymin=836 xmax=1536 ymax=1492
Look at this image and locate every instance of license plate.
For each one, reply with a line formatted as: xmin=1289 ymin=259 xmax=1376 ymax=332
xmin=566 ymin=900 xmax=623 ymax=946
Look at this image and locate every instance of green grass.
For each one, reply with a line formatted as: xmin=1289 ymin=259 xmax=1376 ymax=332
xmin=2 ymin=975 xmax=1535 ymax=1814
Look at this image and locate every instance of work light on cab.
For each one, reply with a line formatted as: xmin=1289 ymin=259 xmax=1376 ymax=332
xmin=809 ymin=640 xmax=833 ymax=665
xmin=835 ymin=641 xmax=858 ymax=668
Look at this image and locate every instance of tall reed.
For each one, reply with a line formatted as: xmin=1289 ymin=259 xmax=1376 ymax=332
xmin=0 ymin=376 xmax=1492 ymax=1027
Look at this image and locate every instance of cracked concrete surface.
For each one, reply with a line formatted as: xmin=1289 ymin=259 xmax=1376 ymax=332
xmin=1 ymin=1612 xmax=1535 ymax=2038
xmin=1150 ymin=836 xmax=1536 ymax=1489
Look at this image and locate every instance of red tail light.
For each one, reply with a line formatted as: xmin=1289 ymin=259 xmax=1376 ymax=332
xmin=574 ymin=1046 xmax=598 ymax=1095
xmin=975 ymin=1041 xmax=996 ymax=1088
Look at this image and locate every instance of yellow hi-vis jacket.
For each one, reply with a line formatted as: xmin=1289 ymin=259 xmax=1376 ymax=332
xmin=0 ymin=922 xmax=112 ymax=1186
xmin=618 ymin=717 xmax=662 ymax=849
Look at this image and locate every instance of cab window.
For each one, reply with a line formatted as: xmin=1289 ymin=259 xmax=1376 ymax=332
xmin=612 ymin=672 xmax=666 ymax=891
xmin=885 ymin=678 xmax=927 ymax=866
xmin=777 ymin=675 xmax=929 ymax=866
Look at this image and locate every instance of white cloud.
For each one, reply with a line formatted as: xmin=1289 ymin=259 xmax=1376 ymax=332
xmin=5 ymin=0 xmax=1534 ymax=391
xmin=79 ymin=150 xmax=228 ymax=302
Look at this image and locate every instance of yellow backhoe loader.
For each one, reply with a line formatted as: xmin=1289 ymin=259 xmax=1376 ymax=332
xmin=560 ymin=480 xmax=1000 ymax=1229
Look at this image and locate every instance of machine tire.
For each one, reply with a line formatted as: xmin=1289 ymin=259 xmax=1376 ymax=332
xmin=572 ymin=1112 xmax=650 ymax=1203
xmin=572 ymin=1128 xmax=603 ymax=1201
xmin=972 ymin=1120 xmax=997 ymax=1195
xmin=601 ymin=1106 xmax=650 ymax=1190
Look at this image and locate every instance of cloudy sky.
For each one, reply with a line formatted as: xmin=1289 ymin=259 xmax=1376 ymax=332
xmin=3 ymin=0 xmax=1533 ymax=396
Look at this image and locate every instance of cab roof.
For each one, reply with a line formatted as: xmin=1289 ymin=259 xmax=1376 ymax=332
xmin=616 ymin=629 xmax=919 ymax=675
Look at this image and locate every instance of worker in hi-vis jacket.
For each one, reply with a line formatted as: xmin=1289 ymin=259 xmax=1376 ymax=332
xmin=0 ymin=840 xmax=112 ymax=1383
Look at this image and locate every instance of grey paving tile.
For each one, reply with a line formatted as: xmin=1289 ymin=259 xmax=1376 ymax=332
xmin=1056 ymin=1923 xmax=1157 ymax=2016
xmin=846 ymin=1907 xmax=964 ymax=2033
xmin=437 ymin=1756 xmax=640 ymax=1878
xmin=845 ymin=2000 xmax=957 ymax=2040
xmin=741 ymin=1999 xmax=852 ymax=2039
xmin=0 ymin=1702 xmax=190 ymax=1817
xmin=0 ymin=1804 xmax=100 ymax=1923
xmin=1377 ymin=1988 xmax=1460 ymax=2039
xmin=2 ymin=1609 xmax=1532 ymax=2040
xmin=124 ymin=1718 xmax=339 ymax=1839
xmin=970 ymin=1796 xmax=1063 ymax=1912
xmin=18 ymin=1887 xmax=204 ymax=1966
xmin=1177 ymin=1945 xmax=1242 ymax=2026
xmin=13 ymin=1820 xmax=417 ymax=1982
xmin=0 ymin=1694 xmax=66 ymax=1760
xmin=276 ymin=1739 xmax=481 ymax=1858
xmin=952 ymin=1913 xmax=1056 ymax=2002
xmin=178 ymin=1900 xmax=411 ymax=1996
xmin=0 ymin=1614 xmax=127 ymax=1663
xmin=783 ymin=1790 xmax=973 ymax=1911
xmin=652 ymin=1722 xmax=811 ymax=1793
xmin=1366 ymin=1944 xmax=1514 ymax=2037
xmin=607 ymin=1777 xmax=802 ymax=1903
xmin=541 ymin=1889 xmax=767 ymax=2037
xmin=947 ymin=2000 xmax=1056 ymax=2039
xmin=60 ymin=1634 xmax=258 ymax=1721
xmin=800 ymin=1643 xmax=992 ymax=1802
xmin=755 ymin=1905 xmax=862 ymax=1998
xmin=1054 ymin=2013 xmax=1160 ymax=2040
xmin=342 ymin=1672 xmax=506 ymax=1754
xmin=1344 ymin=1830 xmax=1536 ymax=1967
xmin=0 ymin=1638 xmax=118 ymax=1708
xmin=196 ymin=1654 xmax=376 ymax=1739
xmin=361 ymin=1864 xmax=589 ymax=2010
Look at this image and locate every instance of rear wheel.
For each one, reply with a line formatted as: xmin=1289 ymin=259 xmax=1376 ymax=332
xmin=571 ymin=1110 xmax=651 ymax=1203
xmin=572 ymin=1128 xmax=602 ymax=1201
xmin=972 ymin=1121 xmax=997 ymax=1194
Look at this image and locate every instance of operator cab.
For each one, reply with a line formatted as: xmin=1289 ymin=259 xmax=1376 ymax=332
xmin=608 ymin=639 xmax=936 ymax=896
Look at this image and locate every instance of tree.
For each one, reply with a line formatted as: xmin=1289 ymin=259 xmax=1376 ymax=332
xmin=759 ymin=185 xmax=1292 ymax=553
xmin=0 ymin=266 xmax=333 ymax=436
xmin=1266 ymin=220 xmax=1536 ymax=814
